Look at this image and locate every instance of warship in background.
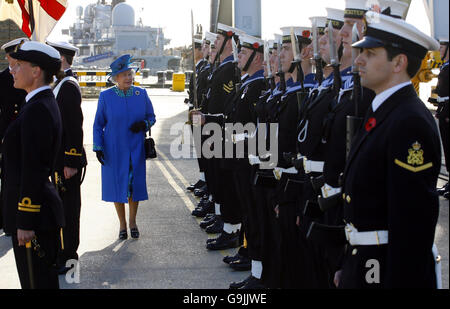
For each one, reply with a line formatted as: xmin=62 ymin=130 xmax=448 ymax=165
xmin=63 ymin=0 xmax=181 ymax=74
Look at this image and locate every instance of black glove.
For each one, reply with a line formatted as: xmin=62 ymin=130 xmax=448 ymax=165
xmin=130 ymin=121 xmax=147 ymax=133
xmin=96 ymin=151 xmax=105 ymax=165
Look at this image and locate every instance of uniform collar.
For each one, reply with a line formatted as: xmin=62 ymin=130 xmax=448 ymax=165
xmin=26 ymin=85 xmax=52 ymax=102
xmin=220 ymin=55 xmax=234 ymax=67
xmin=241 ymin=70 xmax=264 ymax=89
xmin=372 ymin=81 xmax=412 ymax=112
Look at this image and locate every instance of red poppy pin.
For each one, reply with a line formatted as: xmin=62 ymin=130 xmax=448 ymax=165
xmin=302 ymin=30 xmax=311 ymax=38
xmin=365 ymin=117 xmax=377 ymax=132
xmin=253 ymin=42 xmax=260 ymax=49
xmin=227 ymin=31 xmax=233 ymax=37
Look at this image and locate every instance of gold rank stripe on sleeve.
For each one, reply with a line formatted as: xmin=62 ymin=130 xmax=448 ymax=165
xmin=223 ymin=84 xmax=233 ymax=94
xmin=18 ymin=198 xmax=41 ymax=213
xmin=65 ymin=148 xmax=83 ymax=157
xmin=394 ymin=159 xmax=434 ymax=173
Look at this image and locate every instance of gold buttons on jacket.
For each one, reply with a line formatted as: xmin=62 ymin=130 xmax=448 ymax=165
xmin=343 ymin=193 xmax=351 ymax=204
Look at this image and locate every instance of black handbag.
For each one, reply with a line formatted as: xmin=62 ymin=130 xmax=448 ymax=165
xmin=145 ymin=130 xmax=157 ymax=160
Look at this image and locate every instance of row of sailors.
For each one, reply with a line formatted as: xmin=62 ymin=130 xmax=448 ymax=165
xmin=186 ymin=0 xmax=446 ymax=289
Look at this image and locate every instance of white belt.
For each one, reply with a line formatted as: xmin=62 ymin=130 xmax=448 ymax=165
xmin=273 ymin=167 xmax=298 ymax=180
xmin=437 ymin=96 xmax=449 ymax=103
xmin=345 ymin=224 xmax=389 ymax=246
xmin=321 ymin=184 xmax=342 ymax=198
xmin=303 ymin=159 xmax=324 ymax=174
xmin=249 ymin=155 xmax=261 ymax=166
xmin=346 ymin=225 xmax=442 ymax=289
xmin=232 ymin=133 xmax=248 ymax=144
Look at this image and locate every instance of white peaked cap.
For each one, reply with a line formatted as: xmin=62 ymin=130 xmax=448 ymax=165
xmin=45 ymin=40 xmax=79 ymax=56
xmin=1 ymin=37 xmax=30 ymax=52
xmin=379 ymin=0 xmax=409 ymax=19
xmin=239 ymin=33 xmax=264 ymax=52
xmin=353 ymin=11 xmax=440 ymax=59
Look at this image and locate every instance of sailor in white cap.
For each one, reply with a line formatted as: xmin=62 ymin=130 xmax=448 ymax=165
xmin=336 ymin=11 xmax=442 ymax=289
xmin=46 ymin=40 xmax=87 ymax=275
xmin=303 ymin=0 xmax=377 ymax=290
xmin=219 ymin=33 xmax=267 ymax=289
xmin=3 ymin=41 xmax=64 ymax=289
xmin=272 ymin=26 xmax=318 ymax=289
xmin=190 ymin=23 xmax=246 ymax=252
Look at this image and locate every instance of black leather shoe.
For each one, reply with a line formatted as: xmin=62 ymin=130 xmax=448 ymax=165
xmin=240 ymin=276 xmax=266 ymax=289
xmin=194 ymin=184 xmax=208 ymax=197
xmin=196 ymin=197 xmax=210 ymax=209
xmin=438 ymin=183 xmax=449 ymax=196
xmin=200 ymin=214 xmax=217 ymax=229
xmin=223 ymin=253 xmax=243 ymax=265
xmin=187 ymin=180 xmax=206 ymax=192
xmin=56 ymin=265 xmax=73 ymax=275
xmin=229 ymin=256 xmax=252 ymax=271
xmin=191 ymin=201 xmax=214 ymax=218
xmin=206 ymin=231 xmax=240 ymax=250
xmin=230 ymin=275 xmax=252 ymax=289
xmin=205 ymin=216 xmax=224 ymax=234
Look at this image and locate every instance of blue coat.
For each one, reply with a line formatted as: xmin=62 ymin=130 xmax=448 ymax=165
xmin=93 ymin=86 xmax=156 ymax=203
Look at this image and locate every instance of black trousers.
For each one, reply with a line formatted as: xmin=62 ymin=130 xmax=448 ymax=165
xmin=57 ymin=170 xmax=82 ymax=267
xmin=12 ymin=230 xmax=59 ymax=289
xmin=193 ymin=125 xmax=206 ymax=173
xmin=253 ymin=179 xmax=281 ymax=288
xmin=219 ymin=165 xmax=241 ymax=225
xmin=205 ymin=158 xmax=222 ymax=205
xmin=275 ymin=174 xmax=317 ymax=289
xmin=232 ymin=166 xmax=255 ymax=255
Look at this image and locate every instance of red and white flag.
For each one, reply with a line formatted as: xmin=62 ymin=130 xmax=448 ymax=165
xmin=0 ymin=0 xmax=68 ymax=42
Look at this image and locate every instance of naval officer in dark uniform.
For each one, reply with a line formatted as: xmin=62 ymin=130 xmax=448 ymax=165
xmin=0 ymin=38 xmax=29 ymax=233
xmin=335 ymin=11 xmax=442 ymax=289
xmin=46 ymin=40 xmax=87 ymax=275
xmin=3 ymin=41 xmax=64 ymax=289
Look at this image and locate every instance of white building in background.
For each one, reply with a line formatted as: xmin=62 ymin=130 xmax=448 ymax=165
xmin=64 ymin=0 xmax=180 ymax=73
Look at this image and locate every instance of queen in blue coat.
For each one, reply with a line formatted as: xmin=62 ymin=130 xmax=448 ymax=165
xmin=93 ymin=55 xmax=156 ymax=240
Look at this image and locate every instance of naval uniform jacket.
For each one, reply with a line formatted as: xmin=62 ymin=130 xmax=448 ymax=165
xmin=2 ymin=88 xmax=64 ymax=233
xmin=0 ymin=67 xmax=27 ymax=144
xmin=205 ymin=55 xmax=236 ymax=120
xmin=188 ymin=59 xmax=208 ymax=111
xmin=54 ymin=70 xmax=87 ymax=174
xmin=340 ymin=84 xmax=441 ymax=289
xmin=224 ymin=70 xmax=266 ymax=170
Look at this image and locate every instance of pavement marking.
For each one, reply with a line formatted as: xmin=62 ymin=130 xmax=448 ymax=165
xmin=154 ymin=159 xmax=196 ymax=212
xmin=113 ymin=241 xmax=126 ymax=253
xmin=156 ymin=148 xmax=191 ymax=188
xmin=154 ymin=153 xmax=234 ymax=258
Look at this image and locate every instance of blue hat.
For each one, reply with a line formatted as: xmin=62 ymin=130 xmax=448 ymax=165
xmin=109 ymin=54 xmax=133 ymax=77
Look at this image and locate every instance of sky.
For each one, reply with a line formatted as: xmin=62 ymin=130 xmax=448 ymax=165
xmin=48 ymin=0 xmax=432 ymax=48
